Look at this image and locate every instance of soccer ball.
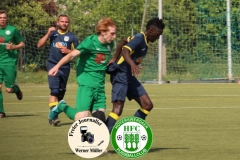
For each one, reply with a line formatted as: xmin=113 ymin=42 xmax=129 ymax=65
xmin=117 ymin=135 xmax=122 ymax=141
xmin=141 ymin=135 xmax=147 ymax=141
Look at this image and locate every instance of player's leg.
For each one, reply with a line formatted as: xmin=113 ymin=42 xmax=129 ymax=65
xmin=91 ymin=86 xmax=106 ymax=123
xmin=49 ymin=85 xmax=92 ymax=122
xmin=106 ymin=82 xmax=127 ymax=133
xmin=133 ymin=94 xmax=153 ymax=120
xmin=0 ymin=83 xmax=5 ymax=118
xmin=128 ymin=78 xmax=153 ymax=120
xmin=74 ymin=85 xmax=94 ymax=121
xmin=48 ymin=87 xmax=61 ymax=125
xmin=57 ymin=66 xmax=69 ymax=101
xmin=0 ymin=66 xmax=5 ymax=118
xmin=49 ymin=99 xmax=76 ymax=121
xmin=48 ymin=66 xmax=69 ymax=125
xmin=75 ymin=111 xmax=89 ymax=121
xmin=47 ymin=62 xmax=61 ymax=125
xmin=4 ymin=65 xmax=22 ymax=100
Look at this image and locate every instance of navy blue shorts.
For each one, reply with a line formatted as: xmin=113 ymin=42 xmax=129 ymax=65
xmin=109 ymin=62 xmax=147 ymax=102
xmin=47 ymin=62 xmax=70 ymax=90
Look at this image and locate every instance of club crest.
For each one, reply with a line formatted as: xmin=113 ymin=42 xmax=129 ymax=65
xmin=64 ymin=36 xmax=69 ymax=41
xmin=111 ymin=116 xmax=153 ymax=159
xmin=6 ymin=30 xmax=11 ymax=35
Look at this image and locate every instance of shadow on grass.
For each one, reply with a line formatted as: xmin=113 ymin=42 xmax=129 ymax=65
xmin=60 ymin=147 xmax=189 ymax=157
xmin=149 ymin=147 xmax=189 ymax=152
xmin=106 ymin=147 xmax=189 ymax=155
xmin=59 ymin=122 xmax=74 ymax=126
xmin=5 ymin=114 xmax=38 ymax=118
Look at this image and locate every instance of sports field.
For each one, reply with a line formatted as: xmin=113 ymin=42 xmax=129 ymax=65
xmin=0 ymin=82 xmax=240 ymax=160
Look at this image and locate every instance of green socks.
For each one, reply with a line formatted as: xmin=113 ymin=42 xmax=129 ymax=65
xmin=58 ymin=103 xmax=76 ymax=120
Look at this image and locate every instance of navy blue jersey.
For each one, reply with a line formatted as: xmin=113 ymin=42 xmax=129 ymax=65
xmin=48 ymin=30 xmax=78 ymax=65
xmin=116 ymin=32 xmax=148 ymax=72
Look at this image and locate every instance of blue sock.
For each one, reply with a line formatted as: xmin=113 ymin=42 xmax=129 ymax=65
xmin=106 ymin=112 xmax=119 ymax=133
xmin=134 ymin=108 xmax=149 ymax=120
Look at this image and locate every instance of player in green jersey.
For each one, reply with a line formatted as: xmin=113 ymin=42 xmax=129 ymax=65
xmin=48 ymin=17 xmax=117 ymax=124
xmin=0 ymin=10 xmax=24 ymax=118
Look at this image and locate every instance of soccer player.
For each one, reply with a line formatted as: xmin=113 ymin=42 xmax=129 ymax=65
xmin=0 ymin=10 xmax=24 ymax=118
xmin=106 ymin=18 xmax=165 ymax=133
xmin=37 ymin=14 xmax=78 ymax=125
xmin=48 ymin=17 xmax=117 ymax=123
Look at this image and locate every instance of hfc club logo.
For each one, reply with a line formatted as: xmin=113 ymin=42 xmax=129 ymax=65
xmin=111 ymin=116 xmax=153 ymax=159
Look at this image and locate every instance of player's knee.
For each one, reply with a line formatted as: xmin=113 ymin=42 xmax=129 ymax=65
xmin=50 ymin=88 xmax=59 ymax=97
xmin=92 ymin=110 xmax=106 ymax=122
xmin=112 ymin=100 xmax=124 ymax=116
xmin=143 ymin=101 xmax=153 ymax=111
xmin=58 ymin=90 xmax=66 ymax=101
xmin=5 ymin=88 xmax=13 ymax=93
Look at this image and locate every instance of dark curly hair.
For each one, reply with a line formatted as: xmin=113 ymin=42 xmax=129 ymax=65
xmin=146 ymin=18 xmax=165 ymax=30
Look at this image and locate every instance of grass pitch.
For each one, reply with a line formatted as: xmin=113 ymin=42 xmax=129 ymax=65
xmin=0 ymin=83 xmax=240 ymax=160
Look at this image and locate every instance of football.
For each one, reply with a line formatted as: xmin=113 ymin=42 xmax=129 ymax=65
xmin=141 ymin=135 xmax=147 ymax=141
xmin=117 ymin=135 xmax=122 ymax=141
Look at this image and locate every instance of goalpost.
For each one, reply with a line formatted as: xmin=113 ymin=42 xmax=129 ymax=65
xmin=158 ymin=0 xmax=163 ymax=84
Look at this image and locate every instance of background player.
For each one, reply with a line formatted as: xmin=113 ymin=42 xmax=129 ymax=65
xmin=0 ymin=10 xmax=24 ymax=118
xmin=48 ymin=17 xmax=117 ymax=123
xmin=37 ymin=14 xmax=78 ymax=125
xmin=106 ymin=18 xmax=165 ymax=133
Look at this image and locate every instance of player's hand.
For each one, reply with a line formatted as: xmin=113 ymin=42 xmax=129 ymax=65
xmin=131 ymin=64 xmax=141 ymax=76
xmin=60 ymin=46 xmax=69 ymax=54
xmin=48 ymin=67 xmax=59 ymax=76
xmin=107 ymin=58 xmax=116 ymax=65
xmin=6 ymin=42 xmax=15 ymax=50
xmin=47 ymin=27 xmax=56 ymax=34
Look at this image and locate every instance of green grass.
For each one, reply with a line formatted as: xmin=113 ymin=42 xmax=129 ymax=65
xmin=16 ymin=70 xmax=111 ymax=84
xmin=0 ymin=83 xmax=240 ymax=160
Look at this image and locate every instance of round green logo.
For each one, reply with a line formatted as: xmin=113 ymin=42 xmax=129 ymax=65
xmin=111 ymin=116 xmax=153 ymax=159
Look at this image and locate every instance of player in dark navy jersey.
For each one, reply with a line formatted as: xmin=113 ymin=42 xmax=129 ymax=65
xmin=37 ymin=14 xmax=78 ymax=126
xmin=106 ymin=18 xmax=165 ymax=133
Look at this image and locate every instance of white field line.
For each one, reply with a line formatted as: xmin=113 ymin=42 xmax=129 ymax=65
xmin=12 ymin=83 xmax=239 ymax=88
xmin=4 ymin=94 xmax=240 ymax=98
xmin=5 ymin=106 xmax=240 ymax=114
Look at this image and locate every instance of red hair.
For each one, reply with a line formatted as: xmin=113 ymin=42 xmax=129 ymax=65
xmin=95 ymin=17 xmax=116 ymax=34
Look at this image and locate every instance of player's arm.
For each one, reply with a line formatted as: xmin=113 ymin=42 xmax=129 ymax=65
xmin=37 ymin=27 xmax=55 ymax=48
xmin=48 ymin=49 xmax=81 ymax=76
xmin=6 ymin=41 xmax=24 ymax=50
xmin=121 ymin=47 xmax=140 ymax=76
xmin=60 ymin=47 xmax=73 ymax=54
xmin=6 ymin=28 xmax=25 ymax=50
xmin=112 ymin=38 xmax=128 ymax=62
xmin=60 ymin=36 xmax=79 ymax=54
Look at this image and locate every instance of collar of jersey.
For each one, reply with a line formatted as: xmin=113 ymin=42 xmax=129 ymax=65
xmin=140 ymin=32 xmax=149 ymax=46
xmin=57 ymin=29 xmax=68 ymax=35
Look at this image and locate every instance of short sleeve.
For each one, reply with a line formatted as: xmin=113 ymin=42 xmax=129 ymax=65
xmin=72 ymin=35 xmax=79 ymax=48
xmin=71 ymin=35 xmax=79 ymax=49
xmin=123 ymin=34 xmax=144 ymax=53
xmin=76 ymin=36 xmax=92 ymax=54
xmin=13 ymin=28 xmax=24 ymax=44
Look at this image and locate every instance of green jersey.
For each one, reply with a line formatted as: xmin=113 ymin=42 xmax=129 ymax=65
xmin=0 ymin=25 xmax=24 ymax=65
xmin=76 ymin=34 xmax=114 ymax=88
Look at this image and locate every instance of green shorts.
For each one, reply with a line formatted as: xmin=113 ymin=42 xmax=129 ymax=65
xmin=76 ymin=85 xmax=106 ymax=112
xmin=0 ymin=65 xmax=17 ymax=88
